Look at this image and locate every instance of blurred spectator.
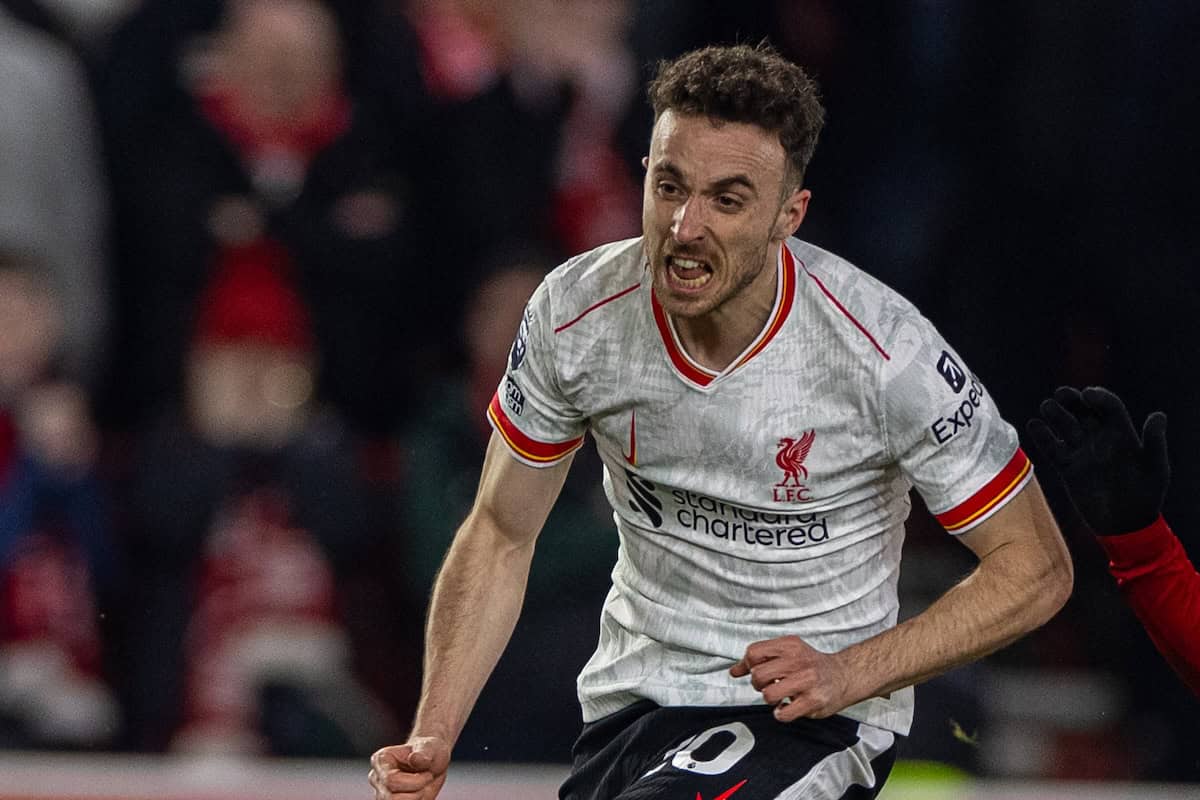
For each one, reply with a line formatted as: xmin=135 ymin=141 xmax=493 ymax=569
xmin=0 ymin=253 xmax=121 ymax=749
xmin=120 ymin=242 xmax=398 ymax=755
xmin=0 ymin=4 xmax=109 ymax=386
xmin=0 ymin=0 xmax=137 ymax=55
xmin=395 ymin=260 xmax=617 ymax=762
xmin=409 ymin=0 xmax=641 ymax=274
xmin=98 ymin=0 xmax=439 ymax=435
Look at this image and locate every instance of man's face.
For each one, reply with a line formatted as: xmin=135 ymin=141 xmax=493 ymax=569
xmin=642 ymin=110 xmax=809 ymax=319
xmin=218 ymin=0 xmax=341 ymax=122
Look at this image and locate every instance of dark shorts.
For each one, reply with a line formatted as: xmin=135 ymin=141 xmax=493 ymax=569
xmin=559 ymin=701 xmax=898 ymax=800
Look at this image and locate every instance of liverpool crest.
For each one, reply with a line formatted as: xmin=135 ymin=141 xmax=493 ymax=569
xmin=773 ymin=430 xmax=815 ymax=502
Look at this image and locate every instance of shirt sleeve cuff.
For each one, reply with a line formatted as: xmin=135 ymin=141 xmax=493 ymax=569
xmin=486 ymin=391 xmax=584 ymax=467
xmin=933 ymin=447 xmax=1033 ymax=533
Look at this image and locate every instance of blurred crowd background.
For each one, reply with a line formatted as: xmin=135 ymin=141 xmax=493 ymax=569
xmin=0 ymin=0 xmax=1197 ymax=784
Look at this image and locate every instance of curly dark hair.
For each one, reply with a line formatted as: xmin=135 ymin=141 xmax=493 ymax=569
xmin=648 ymin=43 xmax=825 ymax=188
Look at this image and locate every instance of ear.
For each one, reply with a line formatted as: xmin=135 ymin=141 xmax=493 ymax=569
xmin=641 ymin=156 xmax=650 ymax=170
xmin=771 ymin=188 xmax=811 ymax=241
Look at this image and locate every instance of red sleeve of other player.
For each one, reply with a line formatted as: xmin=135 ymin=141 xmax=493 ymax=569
xmin=1099 ymin=516 xmax=1200 ymax=695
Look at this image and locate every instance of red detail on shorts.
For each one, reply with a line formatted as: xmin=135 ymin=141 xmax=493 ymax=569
xmin=697 ymin=778 xmax=748 ymax=800
xmin=554 ymin=282 xmax=642 ymax=334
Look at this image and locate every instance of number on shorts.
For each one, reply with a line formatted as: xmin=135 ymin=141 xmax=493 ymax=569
xmin=643 ymin=721 xmax=756 ymax=778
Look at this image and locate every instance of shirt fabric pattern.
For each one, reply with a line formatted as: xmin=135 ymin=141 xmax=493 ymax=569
xmin=488 ymin=236 xmax=1031 ymax=735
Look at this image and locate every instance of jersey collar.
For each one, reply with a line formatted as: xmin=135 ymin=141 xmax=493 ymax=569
xmin=651 ymin=244 xmax=796 ymax=387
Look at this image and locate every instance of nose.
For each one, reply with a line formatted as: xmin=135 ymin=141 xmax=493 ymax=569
xmin=671 ymin=198 xmax=705 ymax=244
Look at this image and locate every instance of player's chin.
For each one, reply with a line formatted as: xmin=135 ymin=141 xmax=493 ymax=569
xmin=657 ymin=293 xmax=715 ymax=319
xmin=654 ymin=276 xmax=718 ymax=316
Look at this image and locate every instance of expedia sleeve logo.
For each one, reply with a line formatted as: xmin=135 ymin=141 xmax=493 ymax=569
xmin=930 ymin=377 xmax=986 ymax=445
xmin=936 ymin=351 xmax=966 ymax=393
xmin=509 ymin=310 xmax=531 ymax=371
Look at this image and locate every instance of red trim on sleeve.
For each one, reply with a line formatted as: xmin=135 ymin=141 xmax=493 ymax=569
xmin=487 ymin=392 xmax=584 ymax=464
xmin=935 ymin=448 xmax=1032 ymax=532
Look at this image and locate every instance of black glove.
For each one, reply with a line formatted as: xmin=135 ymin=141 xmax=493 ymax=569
xmin=1027 ymin=386 xmax=1169 ymax=536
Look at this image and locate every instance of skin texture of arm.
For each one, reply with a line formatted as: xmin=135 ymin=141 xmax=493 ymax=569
xmin=733 ymin=476 xmax=1074 ymax=720
xmin=370 ymin=432 xmax=574 ymax=799
xmin=1098 ymin=516 xmax=1200 ymax=695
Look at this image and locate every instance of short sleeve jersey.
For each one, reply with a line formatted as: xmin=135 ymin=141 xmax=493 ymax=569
xmin=487 ymin=236 xmax=1032 ymax=735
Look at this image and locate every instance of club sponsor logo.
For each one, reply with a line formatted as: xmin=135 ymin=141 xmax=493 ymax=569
xmin=674 ymin=490 xmax=830 ymax=547
xmin=504 ymin=377 xmax=525 ymax=416
xmin=620 ymin=475 xmax=832 ymax=548
xmin=930 ymin=376 xmax=986 ymax=444
xmin=937 ymin=350 xmax=966 ymax=393
xmin=625 ymin=469 xmax=663 ymax=528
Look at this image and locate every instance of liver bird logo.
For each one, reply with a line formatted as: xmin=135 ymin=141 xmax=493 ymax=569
xmin=775 ymin=430 xmax=816 ymax=487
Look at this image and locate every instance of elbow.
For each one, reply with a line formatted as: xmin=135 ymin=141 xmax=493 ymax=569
xmin=1032 ymin=550 xmax=1075 ymax=627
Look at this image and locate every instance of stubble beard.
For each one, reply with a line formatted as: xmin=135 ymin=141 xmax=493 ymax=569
xmin=664 ymin=239 xmax=770 ymax=320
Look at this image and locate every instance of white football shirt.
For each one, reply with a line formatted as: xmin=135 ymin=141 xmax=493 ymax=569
xmin=487 ymin=236 xmax=1031 ymax=734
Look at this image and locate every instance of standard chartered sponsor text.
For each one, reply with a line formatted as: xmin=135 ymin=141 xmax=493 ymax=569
xmin=670 ymin=489 xmax=830 ymax=547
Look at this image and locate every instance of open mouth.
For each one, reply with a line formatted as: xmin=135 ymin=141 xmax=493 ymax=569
xmin=666 ymin=255 xmax=713 ymax=290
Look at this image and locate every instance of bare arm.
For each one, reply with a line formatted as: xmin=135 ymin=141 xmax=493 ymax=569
xmin=734 ymin=476 xmax=1074 ymax=719
xmin=371 ymin=432 xmax=573 ymax=798
xmin=412 ymin=432 xmax=574 ymax=741
xmin=843 ymin=476 xmax=1072 ymax=699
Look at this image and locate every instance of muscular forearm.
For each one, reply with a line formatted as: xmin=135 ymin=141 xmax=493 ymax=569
xmin=839 ymin=485 xmax=1072 ymax=705
xmin=411 ymin=509 xmax=536 ymax=744
xmin=844 ymin=541 xmax=1070 ymax=703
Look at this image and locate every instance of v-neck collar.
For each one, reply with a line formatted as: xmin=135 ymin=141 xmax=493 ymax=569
xmin=651 ymin=244 xmax=796 ymax=388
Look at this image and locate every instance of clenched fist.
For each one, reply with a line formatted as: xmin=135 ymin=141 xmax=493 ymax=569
xmin=369 ymin=736 xmax=451 ymax=800
xmin=731 ymin=635 xmax=852 ymax=722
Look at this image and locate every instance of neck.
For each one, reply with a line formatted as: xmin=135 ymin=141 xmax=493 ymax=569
xmin=673 ymin=241 xmax=781 ymax=372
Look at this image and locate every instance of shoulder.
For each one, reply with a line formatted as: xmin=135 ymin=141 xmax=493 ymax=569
xmin=538 ymin=237 xmax=646 ymax=333
xmin=787 ymin=238 xmax=925 ymax=364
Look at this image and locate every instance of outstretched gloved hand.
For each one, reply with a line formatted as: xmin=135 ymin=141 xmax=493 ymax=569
xmin=1027 ymin=386 xmax=1169 ymax=536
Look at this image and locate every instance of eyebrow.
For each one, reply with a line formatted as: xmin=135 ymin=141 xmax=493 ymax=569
xmin=710 ymin=175 xmax=757 ymax=195
xmin=652 ymin=161 xmax=759 ymax=195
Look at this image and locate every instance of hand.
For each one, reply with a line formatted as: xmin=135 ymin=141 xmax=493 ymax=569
xmin=1027 ymin=386 xmax=1169 ymax=535
xmin=730 ymin=635 xmax=851 ymax=722
xmin=368 ymin=736 xmax=451 ymax=800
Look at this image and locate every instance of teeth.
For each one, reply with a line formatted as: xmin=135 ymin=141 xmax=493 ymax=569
xmin=669 ymin=257 xmax=712 ymax=289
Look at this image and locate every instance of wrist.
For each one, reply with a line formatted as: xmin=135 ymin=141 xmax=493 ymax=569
xmin=1097 ymin=515 xmax=1174 ymax=568
xmin=1094 ymin=511 xmax=1166 ymax=538
xmin=408 ymin=713 xmax=456 ymax=746
xmin=831 ymin=640 xmax=881 ymax=706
